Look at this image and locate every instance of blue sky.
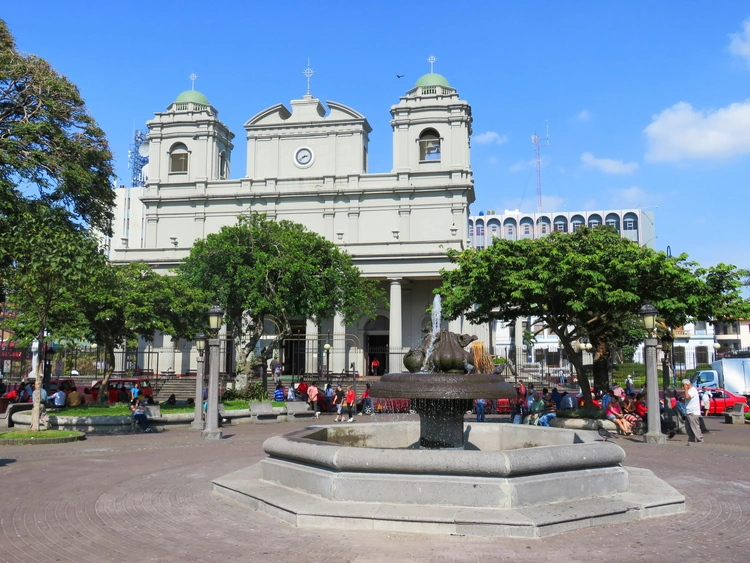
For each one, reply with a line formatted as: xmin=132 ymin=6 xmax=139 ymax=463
xmin=4 ymin=2 xmax=750 ymax=270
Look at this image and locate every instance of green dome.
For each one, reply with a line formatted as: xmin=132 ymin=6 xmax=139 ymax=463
xmin=175 ymin=90 xmax=210 ymax=105
xmin=415 ymin=73 xmax=451 ymax=88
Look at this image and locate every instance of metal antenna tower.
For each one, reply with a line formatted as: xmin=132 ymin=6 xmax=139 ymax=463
xmin=531 ymin=121 xmax=549 ymax=213
xmin=128 ymin=130 xmax=149 ymax=187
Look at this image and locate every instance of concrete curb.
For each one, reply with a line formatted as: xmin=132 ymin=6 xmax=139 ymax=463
xmin=11 ymin=403 xmax=314 ymax=433
xmin=550 ymin=417 xmax=617 ymax=431
xmin=0 ymin=431 xmax=85 ymax=446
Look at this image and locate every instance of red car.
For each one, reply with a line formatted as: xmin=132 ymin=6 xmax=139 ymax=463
xmin=704 ymin=388 xmax=749 ymax=415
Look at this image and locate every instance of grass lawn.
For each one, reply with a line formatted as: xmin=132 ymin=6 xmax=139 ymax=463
xmin=223 ymin=400 xmax=250 ymax=410
xmin=57 ymin=404 xmax=196 ymax=417
xmin=0 ymin=429 xmax=81 ymax=439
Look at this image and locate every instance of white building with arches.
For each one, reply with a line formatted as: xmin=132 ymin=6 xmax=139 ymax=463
xmin=467 ymin=208 xmax=656 ymax=367
xmin=468 ymin=208 xmax=655 ymax=250
xmin=108 ymin=70 xmax=485 ymax=377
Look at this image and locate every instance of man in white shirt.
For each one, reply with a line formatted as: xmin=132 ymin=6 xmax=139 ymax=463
xmin=682 ymin=378 xmax=703 ymax=444
xmin=51 ymin=389 xmax=66 ymax=408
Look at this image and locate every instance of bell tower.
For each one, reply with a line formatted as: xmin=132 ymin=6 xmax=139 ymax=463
xmin=390 ymin=59 xmax=473 ymax=174
xmin=145 ymin=83 xmax=234 ymax=187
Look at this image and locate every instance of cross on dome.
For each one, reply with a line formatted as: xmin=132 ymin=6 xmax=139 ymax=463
xmin=427 ymin=55 xmax=437 ymax=73
xmin=189 ymin=73 xmax=198 ymax=90
xmin=302 ymin=58 xmax=315 ymax=95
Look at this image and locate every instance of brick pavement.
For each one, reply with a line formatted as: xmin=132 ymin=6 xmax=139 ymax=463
xmin=0 ymin=414 xmax=748 ymax=563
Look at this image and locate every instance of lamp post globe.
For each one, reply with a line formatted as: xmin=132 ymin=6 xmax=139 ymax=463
xmin=639 ymin=302 xmax=659 ymax=333
xmin=195 ymin=331 xmax=206 ymax=356
xmin=207 ymin=303 xmax=224 ymax=336
xmin=324 ymin=343 xmax=331 ymax=375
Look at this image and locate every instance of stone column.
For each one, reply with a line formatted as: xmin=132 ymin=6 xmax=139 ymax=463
xmin=191 ymin=353 xmax=204 ymax=431
xmin=644 ymin=336 xmax=665 ymax=444
xmin=202 ymin=337 xmax=222 ymax=441
xmin=389 ymin=279 xmax=403 ymax=374
xmin=306 ymin=319 xmax=319 ymax=375
xmin=514 ymin=317 xmax=524 ymax=380
xmin=333 ymin=312 xmax=347 ymax=375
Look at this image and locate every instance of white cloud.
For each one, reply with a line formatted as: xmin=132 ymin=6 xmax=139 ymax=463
xmin=488 ymin=156 xmax=498 ymax=164
xmin=729 ymin=19 xmax=750 ymax=65
xmin=581 ymin=199 xmax=599 ymax=211
xmin=508 ymin=159 xmax=535 ymax=172
xmin=576 ymin=109 xmax=591 ymax=121
xmin=540 ymin=195 xmax=565 ymax=212
xmin=644 ymin=101 xmax=750 ymax=161
xmin=580 ymin=152 xmax=639 ymax=174
xmin=474 ymin=131 xmax=508 ymax=144
xmin=610 ymin=186 xmax=649 ymax=207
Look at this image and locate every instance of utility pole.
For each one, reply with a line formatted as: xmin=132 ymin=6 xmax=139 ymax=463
xmin=531 ymin=121 xmax=549 ymax=213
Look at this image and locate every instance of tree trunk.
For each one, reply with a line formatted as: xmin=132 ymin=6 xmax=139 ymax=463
xmin=30 ymin=329 xmax=45 ymax=431
xmin=592 ymin=357 xmax=609 ymax=391
xmin=562 ymin=341 xmax=593 ymax=408
xmin=97 ymin=344 xmax=116 ymax=404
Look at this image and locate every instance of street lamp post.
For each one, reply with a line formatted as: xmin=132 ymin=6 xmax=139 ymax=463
xmin=324 ymin=342 xmax=331 ymax=376
xmin=202 ymin=304 xmax=224 ymax=441
xmin=640 ymin=302 xmax=665 ymax=444
xmin=191 ymin=331 xmax=206 ymax=431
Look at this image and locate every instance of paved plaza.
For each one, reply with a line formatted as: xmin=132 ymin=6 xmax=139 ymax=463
xmin=0 ymin=414 xmax=748 ymax=563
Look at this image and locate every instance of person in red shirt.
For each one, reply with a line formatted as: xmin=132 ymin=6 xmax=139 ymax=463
xmin=371 ymin=357 xmax=380 ymax=376
xmin=296 ymin=378 xmax=308 ymax=402
xmin=358 ymin=383 xmax=372 ymax=416
xmin=634 ymin=392 xmax=648 ymax=430
xmin=345 ymin=385 xmax=356 ymax=422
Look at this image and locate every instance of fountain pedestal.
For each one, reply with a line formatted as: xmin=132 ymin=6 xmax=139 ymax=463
xmin=413 ymin=398 xmax=472 ymax=448
xmin=372 ymin=372 xmax=516 ymax=449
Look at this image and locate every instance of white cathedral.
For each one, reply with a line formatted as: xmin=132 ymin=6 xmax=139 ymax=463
xmin=109 ymin=68 xmax=483 ymax=377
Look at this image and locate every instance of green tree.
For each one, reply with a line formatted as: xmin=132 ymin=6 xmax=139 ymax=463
xmin=178 ymin=213 xmax=385 ymax=387
xmin=0 ymin=206 xmax=104 ymax=429
xmin=0 ymin=19 xmax=114 ymax=238
xmin=78 ymin=262 xmax=209 ymax=403
xmin=437 ymin=227 xmax=750 ymax=407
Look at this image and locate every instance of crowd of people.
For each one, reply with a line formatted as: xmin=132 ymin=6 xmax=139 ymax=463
xmin=0 ymin=378 xmax=98 ymax=408
xmin=509 ymin=377 xmax=705 ymax=442
xmin=272 ymin=377 xmax=374 ymax=422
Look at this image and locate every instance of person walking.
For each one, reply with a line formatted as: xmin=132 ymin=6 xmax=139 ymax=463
xmin=308 ymin=381 xmax=320 ymax=419
xmin=333 ymin=384 xmax=345 ymax=422
xmin=345 ymin=385 xmax=356 ymax=422
xmin=682 ymin=379 xmax=703 ymax=444
xmin=324 ymin=383 xmax=333 ymax=412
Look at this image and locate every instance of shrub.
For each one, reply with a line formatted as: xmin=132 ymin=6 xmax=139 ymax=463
xmin=492 ymin=357 xmax=506 ymax=365
xmin=221 ymin=382 xmax=267 ymax=402
xmin=557 ymin=406 xmax=606 ymax=419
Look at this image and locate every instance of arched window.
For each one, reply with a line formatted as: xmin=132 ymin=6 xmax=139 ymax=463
xmin=219 ymin=150 xmax=229 ymax=179
xmin=419 ymin=128 xmax=441 ymax=161
xmin=169 ymin=143 xmax=189 ymax=173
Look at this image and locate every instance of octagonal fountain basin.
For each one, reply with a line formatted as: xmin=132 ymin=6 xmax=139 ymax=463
xmin=213 ymin=422 xmax=685 ymax=538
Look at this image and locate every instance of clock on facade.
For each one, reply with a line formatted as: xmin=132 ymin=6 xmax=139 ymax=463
xmin=294 ymin=147 xmax=314 ymax=168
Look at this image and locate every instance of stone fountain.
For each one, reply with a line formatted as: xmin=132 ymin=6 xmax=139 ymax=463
xmin=213 ymin=297 xmax=685 ymax=537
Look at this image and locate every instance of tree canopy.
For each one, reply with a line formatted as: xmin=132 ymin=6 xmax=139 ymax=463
xmin=0 ymin=19 xmax=115 ymax=237
xmin=76 ymin=261 xmax=210 ymax=401
xmin=437 ymin=226 xmax=750 ymax=406
xmin=0 ymin=205 xmax=107 ymax=426
xmin=178 ymin=213 xmax=385 ymax=385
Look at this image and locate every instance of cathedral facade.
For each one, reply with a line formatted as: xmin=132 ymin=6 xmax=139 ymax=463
xmin=109 ymin=72 xmax=479 ymax=376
